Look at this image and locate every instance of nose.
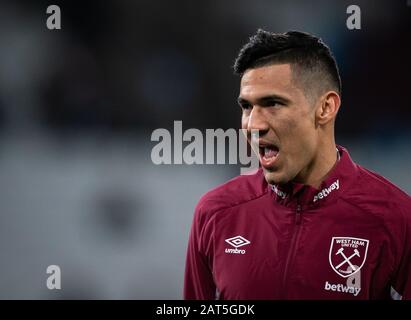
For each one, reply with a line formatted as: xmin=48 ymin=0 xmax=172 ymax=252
xmin=246 ymin=106 xmax=269 ymax=137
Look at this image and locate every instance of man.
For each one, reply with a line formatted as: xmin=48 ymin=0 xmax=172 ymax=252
xmin=184 ymin=29 xmax=411 ymax=299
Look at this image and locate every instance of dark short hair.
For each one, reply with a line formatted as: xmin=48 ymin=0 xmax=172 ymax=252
xmin=233 ymin=29 xmax=342 ymax=98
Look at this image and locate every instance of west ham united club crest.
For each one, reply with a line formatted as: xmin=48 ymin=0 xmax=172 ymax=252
xmin=329 ymin=237 xmax=369 ymax=278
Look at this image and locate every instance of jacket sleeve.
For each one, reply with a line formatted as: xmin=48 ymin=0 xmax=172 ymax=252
xmin=390 ymin=207 xmax=411 ymax=300
xmin=184 ymin=202 xmax=216 ymax=300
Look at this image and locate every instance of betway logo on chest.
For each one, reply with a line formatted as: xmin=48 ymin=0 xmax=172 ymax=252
xmin=225 ymin=236 xmax=250 ymax=255
xmin=324 ymin=281 xmax=361 ymax=296
xmin=313 ymin=179 xmax=340 ymax=203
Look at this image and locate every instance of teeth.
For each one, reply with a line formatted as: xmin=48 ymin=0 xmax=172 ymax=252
xmin=263 ymin=147 xmax=278 ymax=159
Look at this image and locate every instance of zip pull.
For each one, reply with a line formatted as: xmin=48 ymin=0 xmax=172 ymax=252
xmin=295 ymin=205 xmax=302 ymax=225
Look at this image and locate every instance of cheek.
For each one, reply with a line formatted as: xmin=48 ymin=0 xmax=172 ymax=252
xmin=279 ymin=115 xmax=315 ymax=151
xmin=291 ymin=121 xmax=317 ymax=159
xmin=276 ymin=115 xmax=299 ymax=140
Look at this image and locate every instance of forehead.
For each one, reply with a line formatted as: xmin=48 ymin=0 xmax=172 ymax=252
xmin=240 ymin=63 xmax=297 ymax=100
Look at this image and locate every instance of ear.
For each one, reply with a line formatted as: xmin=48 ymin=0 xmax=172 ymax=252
xmin=315 ymin=91 xmax=341 ymax=126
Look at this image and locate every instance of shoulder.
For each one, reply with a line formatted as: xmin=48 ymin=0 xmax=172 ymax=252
xmin=193 ymin=168 xmax=268 ymax=222
xmin=342 ymin=163 xmax=411 ymax=223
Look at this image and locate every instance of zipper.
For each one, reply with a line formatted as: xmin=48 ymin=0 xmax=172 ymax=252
xmin=295 ymin=204 xmax=302 ymax=225
xmin=282 ymin=204 xmax=303 ymax=298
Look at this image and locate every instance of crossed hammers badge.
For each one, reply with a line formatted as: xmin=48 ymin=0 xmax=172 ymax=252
xmin=329 ymin=237 xmax=370 ymax=278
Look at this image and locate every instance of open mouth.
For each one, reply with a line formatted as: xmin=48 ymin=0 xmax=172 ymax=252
xmin=258 ymin=143 xmax=280 ymax=168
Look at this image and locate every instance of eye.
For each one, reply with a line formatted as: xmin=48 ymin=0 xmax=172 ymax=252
xmin=239 ymin=102 xmax=252 ymax=110
xmin=262 ymin=100 xmax=282 ymax=108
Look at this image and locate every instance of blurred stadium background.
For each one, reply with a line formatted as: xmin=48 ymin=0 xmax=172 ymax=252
xmin=0 ymin=0 xmax=409 ymax=299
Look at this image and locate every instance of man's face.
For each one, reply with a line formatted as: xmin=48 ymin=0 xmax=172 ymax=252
xmin=239 ymin=63 xmax=319 ymax=185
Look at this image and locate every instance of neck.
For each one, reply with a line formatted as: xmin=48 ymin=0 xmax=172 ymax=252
xmin=294 ymin=140 xmax=338 ymax=189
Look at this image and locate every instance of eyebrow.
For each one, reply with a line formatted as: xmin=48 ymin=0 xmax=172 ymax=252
xmin=237 ymin=94 xmax=291 ymax=106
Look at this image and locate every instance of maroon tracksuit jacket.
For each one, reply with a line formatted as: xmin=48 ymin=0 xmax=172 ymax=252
xmin=184 ymin=146 xmax=411 ymax=299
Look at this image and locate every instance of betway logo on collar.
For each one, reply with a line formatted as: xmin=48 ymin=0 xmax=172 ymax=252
xmin=313 ymin=179 xmax=339 ymax=203
xmin=271 ymin=185 xmax=288 ymax=199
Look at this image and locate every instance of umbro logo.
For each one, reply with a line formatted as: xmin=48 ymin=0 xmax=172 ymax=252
xmin=225 ymin=236 xmax=250 ymax=254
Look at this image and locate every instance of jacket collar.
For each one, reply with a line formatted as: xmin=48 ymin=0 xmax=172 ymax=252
xmin=269 ymin=145 xmax=358 ymax=209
